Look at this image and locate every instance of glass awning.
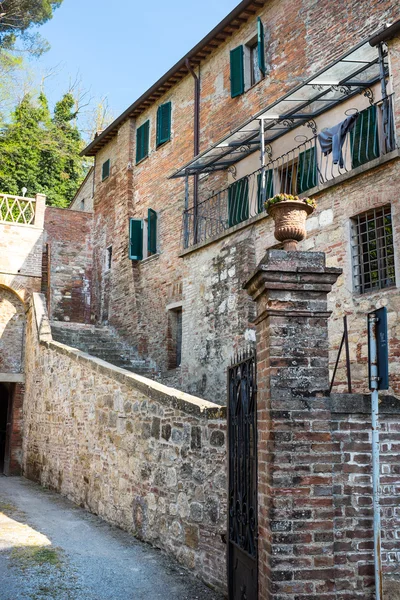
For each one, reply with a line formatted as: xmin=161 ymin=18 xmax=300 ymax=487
xmin=171 ymin=40 xmax=387 ymax=178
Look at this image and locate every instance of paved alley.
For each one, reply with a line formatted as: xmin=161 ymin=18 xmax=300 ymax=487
xmin=0 ymin=477 xmax=225 ymax=600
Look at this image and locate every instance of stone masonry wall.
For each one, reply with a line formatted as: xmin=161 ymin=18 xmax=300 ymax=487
xmin=23 ymin=294 xmax=227 ymax=593
xmin=181 ymin=154 xmax=400 ymax=403
xmin=44 ymin=207 xmax=93 ymax=323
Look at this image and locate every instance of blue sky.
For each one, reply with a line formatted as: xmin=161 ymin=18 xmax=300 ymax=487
xmin=32 ymin=0 xmax=239 ymax=120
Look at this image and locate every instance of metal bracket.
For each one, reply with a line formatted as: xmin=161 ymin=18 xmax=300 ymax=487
xmin=306 ymin=119 xmax=318 ymax=136
xmin=228 ymin=165 xmax=237 ymax=180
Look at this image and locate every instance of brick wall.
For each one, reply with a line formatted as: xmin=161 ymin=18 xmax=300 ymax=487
xmin=331 ymin=395 xmax=400 ymax=597
xmin=23 ymin=293 xmax=228 ymax=592
xmin=44 ymin=207 xmax=93 ymax=323
xmin=86 ymin=0 xmax=400 ymax=386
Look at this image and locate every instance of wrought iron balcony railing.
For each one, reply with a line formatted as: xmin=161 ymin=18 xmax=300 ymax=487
xmin=183 ymin=97 xmax=396 ymax=249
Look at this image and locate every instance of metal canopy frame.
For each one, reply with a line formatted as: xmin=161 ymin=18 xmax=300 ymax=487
xmin=171 ymin=39 xmax=388 ymax=179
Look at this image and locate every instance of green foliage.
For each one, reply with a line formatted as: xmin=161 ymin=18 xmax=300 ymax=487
xmin=0 ymin=91 xmax=87 ymax=207
xmin=0 ymin=1 xmax=63 ymax=54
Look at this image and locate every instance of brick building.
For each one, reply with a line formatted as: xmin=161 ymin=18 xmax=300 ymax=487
xmin=1 ymin=1 xmax=400 ymax=597
xmin=72 ymin=0 xmax=400 ymax=404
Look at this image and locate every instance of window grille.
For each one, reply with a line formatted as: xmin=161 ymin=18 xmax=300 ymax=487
xmin=351 ymin=205 xmax=396 ymax=294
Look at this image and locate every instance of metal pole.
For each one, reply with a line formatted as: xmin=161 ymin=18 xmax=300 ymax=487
xmin=259 ymin=118 xmax=266 ymax=205
xmin=368 ymin=313 xmax=383 ymax=600
xmin=343 ymin=315 xmax=352 ymax=393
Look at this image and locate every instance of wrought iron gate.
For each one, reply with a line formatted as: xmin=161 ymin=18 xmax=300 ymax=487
xmin=228 ymin=349 xmax=258 ymax=600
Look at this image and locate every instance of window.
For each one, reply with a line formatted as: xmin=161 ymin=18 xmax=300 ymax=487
xmin=80 ymin=198 xmax=85 ymax=211
xmin=167 ymin=307 xmax=182 ymax=369
xmin=102 ymin=159 xmax=110 ymax=181
xmin=156 ymin=102 xmax=172 ymax=147
xmin=351 ymin=105 xmax=379 ymax=168
xmin=230 ymin=17 xmax=265 ymax=98
xmin=105 ymin=245 xmax=112 ymax=271
xmin=136 ymin=121 xmax=150 ymax=164
xmin=276 ymin=147 xmax=317 ymax=196
xmin=351 ymin=205 xmax=396 ymax=295
xmin=257 ymin=169 xmax=274 ymax=212
xmin=129 ymin=209 xmax=158 ymax=261
xmin=228 ymin=177 xmax=249 ymax=227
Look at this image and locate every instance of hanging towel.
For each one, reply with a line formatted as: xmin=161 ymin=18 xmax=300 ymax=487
xmin=318 ymin=113 xmax=358 ymax=168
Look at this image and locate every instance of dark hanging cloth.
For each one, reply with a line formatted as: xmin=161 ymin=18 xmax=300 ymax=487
xmin=318 ymin=113 xmax=358 ymax=168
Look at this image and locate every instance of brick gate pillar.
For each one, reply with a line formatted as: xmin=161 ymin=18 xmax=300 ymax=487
xmin=244 ymin=250 xmax=341 ymax=600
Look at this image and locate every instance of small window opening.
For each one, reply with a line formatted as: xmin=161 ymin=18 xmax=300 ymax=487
xmin=167 ymin=307 xmax=182 ymax=369
xmin=351 ymin=205 xmax=396 ymax=294
xmin=105 ymin=245 xmax=112 ymax=271
xmin=80 ymin=198 xmax=85 ymax=211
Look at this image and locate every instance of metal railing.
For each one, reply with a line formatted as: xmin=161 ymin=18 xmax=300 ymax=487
xmin=0 ymin=194 xmax=36 ymax=225
xmin=183 ymin=97 xmax=396 ymax=248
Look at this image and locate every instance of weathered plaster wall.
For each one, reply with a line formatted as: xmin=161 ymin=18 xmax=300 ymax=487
xmin=44 ymin=207 xmax=93 ymax=323
xmin=69 ymin=167 xmax=94 ymax=212
xmin=23 ymin=294 xmax=227 ymax=592
xmin=0 ymin=287 xmax=25 ymax=373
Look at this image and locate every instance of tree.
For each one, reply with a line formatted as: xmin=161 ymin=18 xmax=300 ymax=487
xmin=0 ymin=90 xmax=88 ymax=207
xmin=0 ymin=0 xmax=63 ymax=55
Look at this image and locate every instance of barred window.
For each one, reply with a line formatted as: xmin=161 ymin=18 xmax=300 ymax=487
xmin=351 ymin=205 xmax=396 ymax=294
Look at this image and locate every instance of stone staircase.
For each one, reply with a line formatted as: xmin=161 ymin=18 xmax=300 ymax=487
xmin=51 ymin=322 xmax=156 ymax=377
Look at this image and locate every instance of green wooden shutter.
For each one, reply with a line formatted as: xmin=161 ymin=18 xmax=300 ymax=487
xmin=257 ymin=169 xmax=274 ymax=213
xmin=297 ymin=147 xmax=317 ymax=194
xmin=102 ymin=159 xmax=110 ymax=181
xmin=228 ymin=177 xmax=249 ymax=227
xmin=351 ymin=106 xmax=379 ymax=168
xmin=136 ymin=121 xmax=150 ymax=164
xmin=230 ymin=46 xmax=244 ymax=98
xmin=157 ymin=102 xmax=171 ymax=147
xmin=257 ymin=17 xmax=266 ymax=76
xmin=148 ymin=208 xmax=157 ymax=255
xmin=129 ymin=218 xmax=143 ymax=260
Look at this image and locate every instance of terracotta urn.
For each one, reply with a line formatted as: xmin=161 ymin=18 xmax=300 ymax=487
xmin=267 ymin=200 xmax=315 ymax=251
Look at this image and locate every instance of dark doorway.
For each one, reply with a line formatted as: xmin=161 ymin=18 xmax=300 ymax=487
xmin=227 ymin=349 xmax=258 ymax=600
xmin=0 ymin=383 xmax=11 ymax=475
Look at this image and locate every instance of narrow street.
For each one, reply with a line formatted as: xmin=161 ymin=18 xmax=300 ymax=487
xmin=0 ymin=477 xmax=224 ymax=600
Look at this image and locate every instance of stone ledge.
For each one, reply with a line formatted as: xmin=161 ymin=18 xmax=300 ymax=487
xmin=32 ymin=293 xmax=225 ymax=421
xmin=330 ymin=393 xmax=400 ymax=414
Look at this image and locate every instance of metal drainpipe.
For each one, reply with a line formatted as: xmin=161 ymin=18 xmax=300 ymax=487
xmin=377 ymin=42 xmax=391 ymax=152
xmin=368 ymin=313 xmax=383 ymax=600
xmin=185 ymin=59 xmax=200 ymax=244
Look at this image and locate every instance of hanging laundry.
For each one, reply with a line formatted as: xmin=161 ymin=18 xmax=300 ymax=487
xmin=318 ymin=113 xmax=358 ymax=168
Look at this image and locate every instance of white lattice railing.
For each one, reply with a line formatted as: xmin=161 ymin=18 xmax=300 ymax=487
xmin=0 ymin=194 xmax=36 ymax=225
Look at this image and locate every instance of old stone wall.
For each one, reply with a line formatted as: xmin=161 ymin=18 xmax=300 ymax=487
xmin=44 ymin=207 xmax=93 ymax=323
xmin=181 ymin=154 xmax=400 ymax=403
xmin=0 ymin=287 xmax=26 ymax=373
xmin=23 ymin=293 xmax=227 ymax=592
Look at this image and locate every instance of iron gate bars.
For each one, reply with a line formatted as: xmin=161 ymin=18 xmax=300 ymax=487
xmin=227 ymin=349 xmax=258 ymax=600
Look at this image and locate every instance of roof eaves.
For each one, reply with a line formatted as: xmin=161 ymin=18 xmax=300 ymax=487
xmin=81 ymin=0 xmax=264 ymax=157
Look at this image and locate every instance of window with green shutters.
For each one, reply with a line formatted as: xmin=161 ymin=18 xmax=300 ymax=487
xmin=230 ymin=46 xmax=244 ymax=98
xmin=156 ymin=102 xmax=171 ymax=147
xmin=257 ymin=17 xmax=266 ymax=76
xmin=147 ymin=208 xmax=157 ymax=255
xmin=257 ymin=169 xmax=274 ymax=213
xmin=102 ymin=159 xmax=110 ymax=181
xmin=297 ymin=147 xmax=318 ymax=194
xmin=129 ymin=219 xmax=143 ymax=261
xmin=136 ymin=120 xmax=150 ymax=164
xmin=351 ymin=106 xmax=379 ymax=169
xmin=129 ymin=209 xmax=158 ymax=260
xmin=228 ymin=177 xmax=249 ymax=227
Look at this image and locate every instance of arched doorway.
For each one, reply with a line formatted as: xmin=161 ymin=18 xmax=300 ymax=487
xmin=0 ymin=383 xmax=11 ymax=475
